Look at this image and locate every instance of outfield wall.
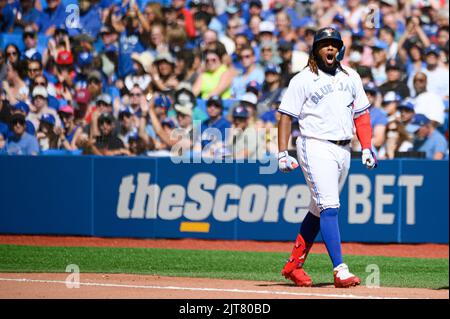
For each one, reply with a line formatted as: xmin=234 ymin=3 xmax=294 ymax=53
xmin=0 ymin=155 xmax=448 ymax=243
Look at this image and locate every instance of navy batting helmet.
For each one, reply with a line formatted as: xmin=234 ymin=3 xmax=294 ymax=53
xmin=312 ymin=27 xmax=345 ymax=61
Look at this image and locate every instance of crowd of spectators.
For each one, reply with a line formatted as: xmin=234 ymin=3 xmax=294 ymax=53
xmin=0 ymin=0 xmax=448 ymax=160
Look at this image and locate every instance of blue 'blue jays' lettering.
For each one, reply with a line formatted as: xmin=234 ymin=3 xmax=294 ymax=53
xmin=337 ymin=82 xmax=351 ymax=93
xmin=310 ymin=84 xmax=335 ymax=104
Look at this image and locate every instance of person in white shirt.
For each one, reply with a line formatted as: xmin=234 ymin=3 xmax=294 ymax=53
xmin=408 ymin=45 xmax=449 ymax=100
xmin=412 ymin=72 xmax=445 ymax=128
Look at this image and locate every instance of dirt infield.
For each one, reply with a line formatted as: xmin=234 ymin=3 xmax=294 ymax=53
xmin=0 ymin=235 xmax=447 ymax=258
xmin=0 ymin=273 xmax=448 ymax=299
xmin=0 ymin=235 xmax=448 ymax=299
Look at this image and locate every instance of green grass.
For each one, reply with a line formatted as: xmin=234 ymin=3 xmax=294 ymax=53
xmin=0 ymin=244 xmax=447 ymax=289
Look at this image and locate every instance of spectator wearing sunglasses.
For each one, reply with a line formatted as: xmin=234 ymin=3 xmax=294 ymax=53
xmin=11 ymin=100 xmax=35 ymax=136
xmin=230 ymin=45 xmax=264 ymax=100
xmin=90 ymin=112 xmax=129 ymax=156
xmin=28 ymin=85 xmax=61 ymax=130
xmin=193 ymin=48 xmax=234 ymax=100
xmin=117 ymin=106 xmax=138 ymax=148
xmin=413 ymin=71 xmax=446 ymax=128
xmin=194 ymin=95 xmax=231 ymax=155
xmin=26 ymin=59 xmax=43 ymax=85
xmin=22 ymin=25 xmax=41 ymax=61
xmin=6 ymin=113 xmax=39 ymax=155
xmin=58 ymin=105 xmax=83 ymax=151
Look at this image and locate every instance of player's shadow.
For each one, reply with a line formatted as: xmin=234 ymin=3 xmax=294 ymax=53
xmin=257 ymin=282 xmax=334 ymax=288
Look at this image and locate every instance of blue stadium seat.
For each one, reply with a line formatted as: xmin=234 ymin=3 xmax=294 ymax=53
xmin=1 ymin=33 xmax=49 ymax=54
xmin=0 ymin=33 xmax=25 ymax=51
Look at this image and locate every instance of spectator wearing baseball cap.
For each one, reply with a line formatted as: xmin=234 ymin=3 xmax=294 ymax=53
xmin=73 ymin=88 xmax=91 ymax=121
xmin=259 ymin=63 xmax=283 ymax=116
xmin=117 ymin=105 xmax=138 ymax=148
xmin=238 ymin=92 xmax=259 ymax=127
xmin=58 ymin=105 xmax=83 ymax=151
xmin=363 ymin=82 xmax=388 ymax=151
xmin=381 ymin=91 xmax=402 ymax=121
xmin=90 ymin=112 xmax=129 ymax=156
xmin=73 ymin=51 xmax=94 ymax=89
xmin=258 ymin=21 xmax=276 ymax=43
xmin=421 ymin=44 xmax=449 ymax=100
xmin=407 ymin=113 xmax=448 ymax=160
xmin=23 ymin=25 xmax=40 ymax=62
xmin=87 ymin=70 xmax=104 ymax=101
xmin=371 ymin=39 xmax=389 ymax=86
xmin=10 ymin=101 xmax=36 ymax=136
xmin=194 ymin=95 xmax=231 ymax=153
xmin=397 ymin=100 xmax=415 ymax=126
xmin=85 ymin=92 xmax=114 ymax=138
xmin=56 ymin=50 xmax=74 ymax=67
xmin=37 ymin=113 xmax=59 ymax=151
xmin=379 ymin=58 xmax=410 ymax=99
xmin=152 ymin=52 xmax=179 ymax=93
xmin=28 ymin=85 xmax=61 ymax=131
xmin=259 ymin=41 xmax=282 ymax=69
xmin=6 ymin=113 xmax=39 ymax=155
xmin=54 ymin=50 xmax=75 ymax=101
xmin=146 ymin=94 xmax=193 ymax=155
xmin=412 ymin=72 xmax=446 ymax=128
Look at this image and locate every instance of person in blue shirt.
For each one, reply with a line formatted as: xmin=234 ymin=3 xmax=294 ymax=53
xmin=12 ymin=0 xmax=41 ymax=33
xmin=195 ymin=95 xmax=231 ymax=155
xmin=407 ymin=114 xmax=448 ymax=160
xmin=230 ymin=45 xmax=265 ymax=99
xmin=116 ymin=9 xmax=145 ymax=78
xmin=364 ymin=82 xmax=388 ymax=151
xmin=0 ymin=0 xmax=15 ymax=32
xmin=6 ymin=113 xmax=39 ymax=155
xmin=10 ymin=101 xmax=36 ymax=136
xmin=36 ymin=0 xmax=70 ymax=36
xmin=76 ymin=0 xmax=102 ymax=39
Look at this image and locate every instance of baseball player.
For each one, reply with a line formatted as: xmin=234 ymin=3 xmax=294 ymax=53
xmin=277 ymin=27 xmax=377 ymax=288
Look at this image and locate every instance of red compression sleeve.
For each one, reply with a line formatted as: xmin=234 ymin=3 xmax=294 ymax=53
xmin=354 ymin=111 xmax=373 ymax=150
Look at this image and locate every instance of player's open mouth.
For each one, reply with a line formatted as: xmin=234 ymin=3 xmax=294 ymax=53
xmin=325 ymin=53 xmax=335 ymax=65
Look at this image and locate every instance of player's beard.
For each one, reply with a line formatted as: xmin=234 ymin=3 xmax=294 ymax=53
xmin=317 ymin=53 xmax=338 ymax=75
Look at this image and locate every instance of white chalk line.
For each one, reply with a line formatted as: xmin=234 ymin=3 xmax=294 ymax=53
xmin=0 ymin=277 xmax=409 ymax=299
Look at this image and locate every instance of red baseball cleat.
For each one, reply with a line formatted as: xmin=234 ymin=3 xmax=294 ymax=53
xmin=333 ymin=263 xmax=361 ymax=288
xmin=283 ymin=268 xmax=313 ymax=287
xmin=281 ymin=234 xmax=314 ymax=287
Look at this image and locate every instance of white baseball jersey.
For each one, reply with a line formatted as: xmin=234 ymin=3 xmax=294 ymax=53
xmin=279 ymin=65 xmax=370 ymax=141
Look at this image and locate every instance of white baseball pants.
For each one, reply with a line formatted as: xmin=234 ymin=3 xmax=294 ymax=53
xmin=296 ymin=136 xmax=351 ymax=217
